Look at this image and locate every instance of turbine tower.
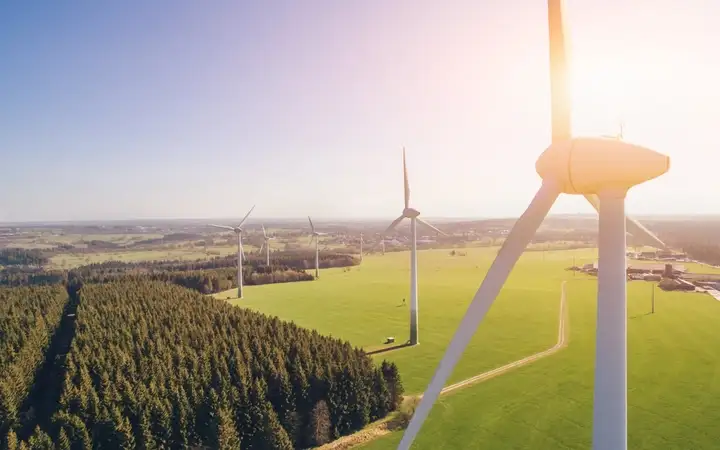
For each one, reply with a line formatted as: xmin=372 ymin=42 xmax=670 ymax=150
xmin=359 ymin=233 xmax=364 ymax=262
xmin=397 ymin=1 xmax=670 ymax=449
xmin=209 ymin=205 xmax=255 ymax=299
xmin=308 ymin=217 xmax=327 ymax=278
xmin=385 ymin=149 xmax=446 ymax=346
xmin=258 ymin=225 xmax=275 ymax=266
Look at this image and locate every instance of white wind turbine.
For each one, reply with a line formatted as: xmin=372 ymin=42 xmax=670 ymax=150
xmin=397 ymin=1 xmax=670 ymax=449
xmin=359 ymin=232 xmax=364 ymax=262
xmin=258 ymin=225 xmax=275 ymax=266
xmin=308 ymin=216 xmax=327 ymax=278
xmin=209 ymin=205 xmax=255 ymax=299
xmin=386 ymin=149 xmax=446 ymax=346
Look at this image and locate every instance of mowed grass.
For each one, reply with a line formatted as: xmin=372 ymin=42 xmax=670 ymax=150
xmin=361 ymin=279 xmax=720 ymax=449
xmin=220 ymin=247 xmax=589 ymax=394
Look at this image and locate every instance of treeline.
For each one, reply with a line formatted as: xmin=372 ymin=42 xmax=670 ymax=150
xmin=77 ymin=267 xmax=313 ymax=295
xmin=0 ymin=286 xmax=69 ymax=440
xmin=670 ymin=242 xmax=720 ymax=266
xmin=0 ymin=268 xmax=66 ymax=288
xmin=651 ymin=220 xmax=720 ymax=266
xmin=0 ymin=248 xmax=48 ymax=267
xmin=0 ymin=266 xmax=314 ymax=294
xmin=4 ymin=281 xmax=403 ymax=449
xmin=72 ymin=250 xmax=359 ymax=273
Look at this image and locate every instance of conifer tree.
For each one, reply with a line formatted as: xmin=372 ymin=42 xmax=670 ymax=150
xmin=214 ymin=407 xmax=241 ymax=450
xmin=307 ymin=400 xmax=332 ymax=447
xmin=5 ymin=430 xmax=18 ymax=450
xmin=56 ymin=428 xmax=71 ymax=450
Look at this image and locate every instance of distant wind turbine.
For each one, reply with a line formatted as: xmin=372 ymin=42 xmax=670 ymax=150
xmin=258 ymin=225 xmax=275 ymax=266
xmin=385 ymin=149 xmax=446 ymax=346
xmin=209 ymin=205 xmax=255 ymax=299
xmin=359 ymin=233 xmax=364 ymax=262
xmin=308 ymin=217 xmax=327 ymax=278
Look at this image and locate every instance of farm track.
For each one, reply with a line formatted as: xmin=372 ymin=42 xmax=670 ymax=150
xmin=320 ymin=281 xmax=570 ymax=450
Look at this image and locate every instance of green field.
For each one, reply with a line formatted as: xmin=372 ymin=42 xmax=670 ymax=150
xmin=217 ymin=247 xmax=720 ymax=449
xmin=47 ymin=244 xmax=260 ymax=268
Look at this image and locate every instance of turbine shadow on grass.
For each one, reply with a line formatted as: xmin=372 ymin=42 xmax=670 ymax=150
xmin=366 ymin=342 xmax=413 ymax=355
xmin=630 ymin=312 xmax=654 ymax=320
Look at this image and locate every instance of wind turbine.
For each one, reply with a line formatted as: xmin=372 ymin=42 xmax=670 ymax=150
xmin=258 ymin=225 xmax=275 ymax=266
xmin=359 ymin=232 xmax=364 ymax=262
xmin=308 ymin=216 xmax=327 ymax=278
xmin=385 ymin=149 xmax=446 ymax=346
xmin=397 ymin=1 xmax=670 ymax=449
xmin=209 ymin=205 xmax=255 ymax=299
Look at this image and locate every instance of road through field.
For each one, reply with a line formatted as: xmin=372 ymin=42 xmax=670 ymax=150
xmin=321 ymin=281 xmax=570 ymax=450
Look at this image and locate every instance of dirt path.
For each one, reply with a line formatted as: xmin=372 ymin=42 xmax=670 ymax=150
xmin=321 ymin=281 xmax=569 ymax=450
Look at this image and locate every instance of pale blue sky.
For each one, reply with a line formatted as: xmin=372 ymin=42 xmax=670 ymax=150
xmin=2 ymin=0 xmax=719 ymax=222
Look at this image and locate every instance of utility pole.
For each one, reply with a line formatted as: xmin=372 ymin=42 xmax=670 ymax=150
xmin=651 ymin=282 xmax=655 ymax=314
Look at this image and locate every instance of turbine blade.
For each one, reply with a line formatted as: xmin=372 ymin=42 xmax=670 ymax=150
xmin=238 ymin=205 xmax=256 ymax=227
xmin=385 ymin=215 xmax=406 ymax=235
xmin=262 ymin=224 xmax=267 ymax=238
xmin=548 ymin=0 xmax=572 ymax=143
xmin=308 ymin=235 xmax=314 ymax=246
xmin=584 ymin=194 xmax=666 ymax=249
xmin=416 ymin=217 xmax=447 ymax=236
xmin=397 ymin=181 xmax=561 ymax=450
xmin=308 ymin=216 xmax=315 ymax=233
xmin=403 ymin=148 xmax=410 ymax=209
xmin=240 ymin=244 xmax=246 ymax=261
xmin=209 ymin=224 xmax=235 ymax=231
xmin=258 ymin=242 xmax=264 ymax=255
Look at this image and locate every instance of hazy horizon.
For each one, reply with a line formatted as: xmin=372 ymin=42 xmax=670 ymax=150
xmin=3 ymin=0 xmax=719 ymax=222
xmin=2 ymin=212 xmax=717 ymax=228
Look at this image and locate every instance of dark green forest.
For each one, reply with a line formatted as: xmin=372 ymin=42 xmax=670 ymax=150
xmin=0 ymin=249 xmax=49 ymax=267
xmin=0 ymin=286 xmax=69 ymax=443
xmin=0 ymin=250 xmax=360 ymax=294
xmin=0 ymin=281 xmax=402 ymax=449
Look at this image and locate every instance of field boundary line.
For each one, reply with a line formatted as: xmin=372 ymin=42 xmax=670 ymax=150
xmin=320 ymin=281 xmax=570 ymax=449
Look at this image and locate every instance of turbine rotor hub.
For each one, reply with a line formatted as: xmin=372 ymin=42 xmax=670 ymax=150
xmin=403 ymin=208 xmax=420 ymax=218
xmin=535 ymin=137 xmax=670 ymax=195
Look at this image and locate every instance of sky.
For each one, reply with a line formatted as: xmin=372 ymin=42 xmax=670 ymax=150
xmin=2 ymin=0 xmax=720 ymax=222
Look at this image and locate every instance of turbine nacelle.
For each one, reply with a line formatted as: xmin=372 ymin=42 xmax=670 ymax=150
xmin=536 ymin=138 xmax=670 ymax=194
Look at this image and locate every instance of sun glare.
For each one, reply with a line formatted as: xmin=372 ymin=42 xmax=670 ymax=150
xmin=571 ymin=60 xmax=630 ymax=138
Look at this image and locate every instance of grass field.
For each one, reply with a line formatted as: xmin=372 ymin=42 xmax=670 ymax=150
xmin=217 ymin=247 xmax=720 ymax=449
xmin=220 ymin=247 xmax=593 ymax=394
xmin=47 ymin=244 xmax=259 ymax=268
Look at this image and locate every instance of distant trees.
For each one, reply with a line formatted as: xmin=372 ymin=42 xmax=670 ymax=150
xmin=2 ymin=281 xmax=401 ymax=449
xmin=0 ymin=249 xmax=48 ymax=267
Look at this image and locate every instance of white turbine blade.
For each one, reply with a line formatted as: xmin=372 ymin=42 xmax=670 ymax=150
xmin=308 ymin=235 xmax=314 ymax=246
xmin=548 ymin=0 xmax=572 ymax=143
xmin=416 ymin=217 xmax=447 ymax=236
xmin=385 ymin=215 xmax=406 ymax=235
xmin=240 ymin=245 xmax=246 ymax=261
xmin=237 ymin=205 xmax=256 ymax=228
xmin=262 ymin=224 xmax=267 ymax=238
xmin=258 ymin=242 xmax=264 ymax=254
xmin=397 ymin=181 xmax=560 ymax=450
xmin=584 ymin=194 xmax=666 ymax=249
xmin=209 ymin=224 xmax=235 ymax=231
xmin=308 ymin=216 xmax=315 ymax=233
xmin=403 ymin=148 xmax=410 ymax=209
